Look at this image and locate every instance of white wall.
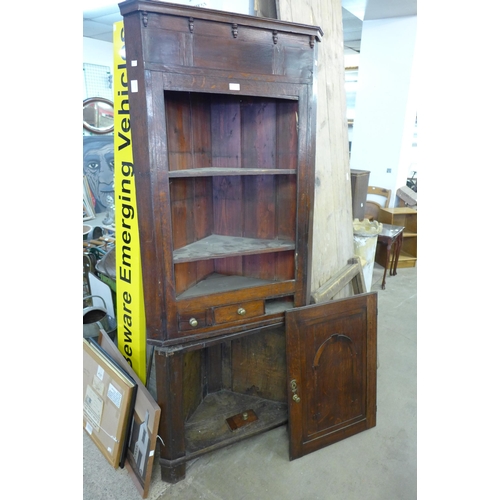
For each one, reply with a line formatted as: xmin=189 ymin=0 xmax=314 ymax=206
xmin=82 ymin=0 xmax=254 ymax=90
xmin=83 ymin=37 xmax=114 ymax=68
xmin=83 ymin=37 xmax=114 ymax=100
xmin=349 ymin=15 xmax=417 ymax=206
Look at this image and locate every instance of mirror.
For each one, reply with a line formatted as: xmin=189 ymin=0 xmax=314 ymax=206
xmin=83 ymin=97 xmax=114 ymax=134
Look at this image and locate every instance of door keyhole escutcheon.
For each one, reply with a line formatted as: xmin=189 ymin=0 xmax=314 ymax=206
xmin=290 ymin=379 xmax=301 ymax=403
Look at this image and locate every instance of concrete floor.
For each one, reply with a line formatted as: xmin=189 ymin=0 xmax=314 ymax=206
xmin=83 ymin=262 xmax=417 ymax=500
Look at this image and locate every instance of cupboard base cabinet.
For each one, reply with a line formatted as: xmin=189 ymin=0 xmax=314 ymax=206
xmin=119 ymin=1 xmax=377 ymax=483
xmin=154 ymin=293 xmax=377 ymax=483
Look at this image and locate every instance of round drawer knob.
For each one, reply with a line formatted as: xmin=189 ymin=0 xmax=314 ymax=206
xmin=189 ymin=318 xmax=198 ymax=327
xmin=237 ymin=308 xmax=246 ymax=316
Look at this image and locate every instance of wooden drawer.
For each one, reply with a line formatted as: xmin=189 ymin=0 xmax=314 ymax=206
xmin=213 ymin=300 xmax=265 ymax=325
xmin=177 ymin=309 xmax=212 ymax=332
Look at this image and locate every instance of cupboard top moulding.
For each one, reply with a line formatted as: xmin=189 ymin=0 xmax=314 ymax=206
xmin=119 ymin=0 xmax=323 ymax=346
xmin=118 ymin=0 xmax=323 ymax=91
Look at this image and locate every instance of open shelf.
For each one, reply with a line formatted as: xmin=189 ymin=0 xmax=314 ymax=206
xmin=173 ymin=234 xmax=296 ymax=263
xmin=396 ymin=251 xmax=417 ymax=268
xmin=169 ymin=168 xmax=296 ymax=177
xmin=184 ymin=390 xmax=288 ymax=457
xmin=177 ymin=273 xmax=275 ymax=299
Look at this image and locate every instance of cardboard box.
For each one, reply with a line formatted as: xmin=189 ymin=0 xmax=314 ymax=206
xmin=83 ymin=338 xmax=136 ymax=469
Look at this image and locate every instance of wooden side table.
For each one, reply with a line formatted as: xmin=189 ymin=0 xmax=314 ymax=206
xmin=376 ymin=224 xmax=405 ymax=289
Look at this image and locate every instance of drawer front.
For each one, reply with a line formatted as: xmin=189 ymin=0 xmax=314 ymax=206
xmin=213 ymin=300 xmax=265 ymax=324
xmin=177 ymin=309 xmax=212 ymax=331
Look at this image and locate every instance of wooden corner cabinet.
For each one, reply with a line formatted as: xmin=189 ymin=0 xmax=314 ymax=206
xmin=376 ymin=207 xmax=417 ymax=268
xmin=120 ymin=0 xmax=377 ymax=484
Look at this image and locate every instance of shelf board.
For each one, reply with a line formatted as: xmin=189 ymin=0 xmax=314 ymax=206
xmin=184 ymin=390 xmax=287 ymax=457
xmin=169 ymin=167 xmax=296 ymax=177
xmin=398 ymin=251 xmax=417 ymax=264
xmin=173 ymin=234 xmax=295 ymax=263
xmin=177 ymin=273 xmax=275 ymax=299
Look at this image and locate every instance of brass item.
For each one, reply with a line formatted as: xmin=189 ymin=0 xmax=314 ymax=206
xmin=290 ymin=379 xmax=301 ymax=403
xmin=226 ymin=409 xmax=258 ymax=431
xmin=237 ymin=308 xmax=246 ymax=316
xmin=189 ymin=318 xmax=198 ymax=327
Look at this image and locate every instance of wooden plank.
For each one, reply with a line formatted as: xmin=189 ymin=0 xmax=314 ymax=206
xmin=278 ymin=0 xmax=354 ymax=299
xmin=176 ymin=276 xmax=295 ymax=304
xmin=169 ymin=167 xmax=296 ymax=177
xmin=211 ymin=97 xmax=241 ymax=169
xmin=173 ymin=234 xmax=295 ymax=263
xmin=310 ymin=257 xmax=366 ymax=304
xmin=231 ymin=326 xmax=287 ymax=402
xmin=184 ymin=391 xmax=287 ymax=455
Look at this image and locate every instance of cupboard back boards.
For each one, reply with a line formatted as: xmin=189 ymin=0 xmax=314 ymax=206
xmin=119 ymin=0 xmax=376 ymax=483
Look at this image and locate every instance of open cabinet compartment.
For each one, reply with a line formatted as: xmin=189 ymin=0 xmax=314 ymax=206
xmin=166 ymin=91 xmax=299 ymax=298
xmin=156 ymin=325 xmax=287 ymax=463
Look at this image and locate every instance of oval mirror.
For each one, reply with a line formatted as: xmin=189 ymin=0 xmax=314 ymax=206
xmin=83 ymin=97 xmax=114 ymax=134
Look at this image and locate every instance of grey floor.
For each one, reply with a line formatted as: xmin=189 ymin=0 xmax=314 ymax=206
xmin=83 ymin=262 xmax=417 ymax=500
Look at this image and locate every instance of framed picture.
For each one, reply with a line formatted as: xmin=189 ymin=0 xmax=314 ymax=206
xmin=83 ymin=136 xmax=114 ymax=214
xmin=98 ymin=330 xmax=161 ymax=498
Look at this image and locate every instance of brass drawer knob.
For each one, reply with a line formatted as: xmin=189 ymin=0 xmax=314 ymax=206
xmin=237 ymin=308 xmax=246 ymax=316
xmin=189 ymin=318 xmax=198 ymax=327
xmin=293 ymin=394 xmax=301 ymax=403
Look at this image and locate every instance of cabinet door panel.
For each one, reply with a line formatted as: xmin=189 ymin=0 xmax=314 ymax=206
xmin=286 ymin=293 xmax=377 ymax=460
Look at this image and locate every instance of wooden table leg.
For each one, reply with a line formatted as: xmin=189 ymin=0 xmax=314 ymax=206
xmin=390 ymin=232 xmax=403 ymax=276
xmin=381 ymin=240 xmax=393 ymax=290
xmin=155 ymin=350 xmax=187 ymax=483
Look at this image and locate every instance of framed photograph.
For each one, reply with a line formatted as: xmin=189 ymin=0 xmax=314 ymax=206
xmin=83 ymin=339 xmax=137 ymax=469
xmin=98 ymin=330 xmax=161 ymax=498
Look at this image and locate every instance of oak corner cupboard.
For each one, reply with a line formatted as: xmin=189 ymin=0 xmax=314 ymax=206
xmin=119 ymin=0 xmax=376 ymax=483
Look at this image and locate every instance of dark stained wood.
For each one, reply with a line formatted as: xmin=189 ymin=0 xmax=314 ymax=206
xmin=205 ymin=344 xmax=223 ymax=394
xmin=213 ymin=300 xmax=265 ymax=324
xmin=182 ymin=350 xmax=202 ymax=420
xmin=120 ymin=0 xmax=322 ymax=483
xmin=231 ymin=326 xmax=287 ymax=402
xmin=211 ymin=97 xmax=241 ymax=169
xmin=285 ymin=293 xmax=377 ymax=460
xmin=155 ymin=350 xmax=187 ymax=482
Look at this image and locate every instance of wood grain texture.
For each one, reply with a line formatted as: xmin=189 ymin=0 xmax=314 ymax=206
xmin=285 ymin=292 xmax=377 ymax=460
xmin=277 ymin=0 xmax=354 ymax=298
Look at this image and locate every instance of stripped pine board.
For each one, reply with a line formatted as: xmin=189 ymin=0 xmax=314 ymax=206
xmin=277 ymin=0 xmax=355 ymax=298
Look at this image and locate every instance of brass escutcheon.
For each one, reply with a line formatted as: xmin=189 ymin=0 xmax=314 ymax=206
xmin=290 ymin=379 xmax=300 ymax=403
